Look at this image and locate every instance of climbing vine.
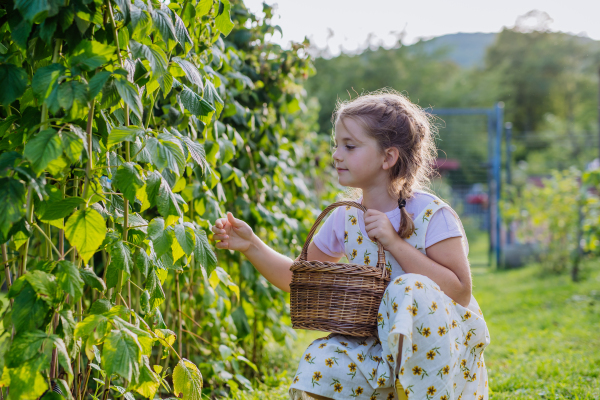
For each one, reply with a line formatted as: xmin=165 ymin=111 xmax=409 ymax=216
xmin=0 ymin=0 xmax=331 ymax=398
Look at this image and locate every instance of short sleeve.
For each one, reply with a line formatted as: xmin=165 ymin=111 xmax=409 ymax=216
xmin=424 ymin=207 xmax=463 ymax=248
xmin=312 ymin=206 xmax=346 ymax=258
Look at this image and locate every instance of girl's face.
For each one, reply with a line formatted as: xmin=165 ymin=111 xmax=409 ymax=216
xmin=332 ymin=117 xmax=396 ymax=190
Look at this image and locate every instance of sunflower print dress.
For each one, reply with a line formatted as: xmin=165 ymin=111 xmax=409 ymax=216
xmin=289 ymin=198 xmax=491 ymax=400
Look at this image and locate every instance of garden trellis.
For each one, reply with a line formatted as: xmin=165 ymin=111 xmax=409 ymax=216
xmin=428 ymin=103 xmax=504 ymax=267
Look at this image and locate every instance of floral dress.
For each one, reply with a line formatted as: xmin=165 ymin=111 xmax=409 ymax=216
xmin=289 ymin=198 xmax=491 ymax=400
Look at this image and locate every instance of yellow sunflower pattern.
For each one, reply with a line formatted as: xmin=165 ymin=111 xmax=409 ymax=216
xmin=289 ymin=198 xmax=490 ymax=400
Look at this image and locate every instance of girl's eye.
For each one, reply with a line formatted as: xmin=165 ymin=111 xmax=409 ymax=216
xmin=333 ymin=144 xmax=354 ymax=150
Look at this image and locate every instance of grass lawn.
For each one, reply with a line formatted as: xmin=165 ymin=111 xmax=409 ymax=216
xmin=237 ymin=257 xmax=600 ymax=399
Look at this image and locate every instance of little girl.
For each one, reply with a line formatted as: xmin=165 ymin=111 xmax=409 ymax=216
xmin=211 ymin=89 xmax=491 ymax=400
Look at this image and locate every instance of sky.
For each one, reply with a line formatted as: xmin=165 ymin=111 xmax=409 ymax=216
xmin=242 ymin=0 xmax=599 ymax=57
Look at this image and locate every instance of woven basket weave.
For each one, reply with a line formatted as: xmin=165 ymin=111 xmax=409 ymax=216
xmin=290 ymin=201 xmax=391 ymax=337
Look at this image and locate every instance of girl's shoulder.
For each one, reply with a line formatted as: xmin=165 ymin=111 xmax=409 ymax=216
xmin=407 ymin=190 xmax=449 ymax=214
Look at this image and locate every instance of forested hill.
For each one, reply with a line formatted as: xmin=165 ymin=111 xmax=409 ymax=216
xmin=411 ymin=32 xmax=497 ymax=68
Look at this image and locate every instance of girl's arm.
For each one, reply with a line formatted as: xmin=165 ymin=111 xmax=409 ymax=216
xmin=211 ymin=212 xmax=341 ymax=292
xmin=244 ymin=236 xmax=340 ymax=292
xmin=387 ymin=236 xmax=472 ymax=307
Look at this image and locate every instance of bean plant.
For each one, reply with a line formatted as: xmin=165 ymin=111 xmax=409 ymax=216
xmin=0 ymin=0 xmax=332 ymax=398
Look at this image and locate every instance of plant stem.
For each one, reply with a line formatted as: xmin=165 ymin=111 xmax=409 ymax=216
xmin=33 ymin=224 xmax=60 ymax=256
xmin=20 ymin=188 xmax=34 ymax=276
xmin=40 ymin=39 xmax=62 ymax=131
xmin=82 ymin=99 xmax=96 ymax=201
xmin=176 ymin=272 xmax=183 ymax=357
xmin=2 ymin=244 xmax=13 ymax=307
xmin=71 ymin=177 xmax=79 ymax=263
xmin=106 ymin=0 xmax=123 ymax=66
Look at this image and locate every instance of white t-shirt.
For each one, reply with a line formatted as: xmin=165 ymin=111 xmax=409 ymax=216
xmin=313 ymin=191 xmax=464 ymax=258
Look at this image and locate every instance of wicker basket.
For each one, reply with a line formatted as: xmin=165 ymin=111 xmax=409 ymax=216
xmin=289 ymin=201 xmax=391 ymax=337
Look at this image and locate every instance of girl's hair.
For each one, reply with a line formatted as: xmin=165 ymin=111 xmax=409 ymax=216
xmin=332 ymin=88 xmax=439 ymax=239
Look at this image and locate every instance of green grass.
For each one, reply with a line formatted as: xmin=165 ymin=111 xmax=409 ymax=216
xmin=235 ymin=259 xmax=600 ymax=399
xmin=475 ymin=261 xmax=600 ymax=399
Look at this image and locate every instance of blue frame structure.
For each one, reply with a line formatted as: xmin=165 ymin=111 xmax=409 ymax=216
xmin=427 ymin=103 xmax=504 ymax=268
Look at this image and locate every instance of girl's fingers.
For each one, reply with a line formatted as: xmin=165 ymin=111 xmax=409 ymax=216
xmin=213 ymin=234 xmax=229 ymax=241
xmin=216 ymin=241 xmax=228 ymax=249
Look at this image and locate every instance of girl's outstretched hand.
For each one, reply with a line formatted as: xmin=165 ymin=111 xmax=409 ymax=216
xmin=364 ymin=209 xmax=400 ymax=250
xmin=211 ymin=212 xmax=255 ymax=253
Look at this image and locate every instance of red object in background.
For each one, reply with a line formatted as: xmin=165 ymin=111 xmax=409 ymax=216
xmin=466 ymin=193 xmax=488 ymax=205
xmin=433 ymin=158 xmax=460 ymax=171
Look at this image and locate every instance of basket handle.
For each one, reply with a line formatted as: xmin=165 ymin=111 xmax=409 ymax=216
xmin=299 ymin=201 xmax=387 ymax=277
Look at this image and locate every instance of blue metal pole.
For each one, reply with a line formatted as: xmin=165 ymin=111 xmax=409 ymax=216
xmin=495 ymin=102 xmax=504 ymax=268
xmin=487 ymin=111 xmax=494 ymax=267
xmin=505 ymin=122 xmax=513 ymax=245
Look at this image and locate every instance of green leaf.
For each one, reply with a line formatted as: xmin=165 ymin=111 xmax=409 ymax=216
xmin=203 ymin=80 xmax=224 ymax=119
xmin=129 ymin=40 xmax=168 ymax=76
xmin=130 ymin=6 xmax=152 ymax=37
xmin=88 ymin=71 xmax=112 ymax=100
xmin=109 ymin=240 xmax=133 ymax=275
xmin=231 ymin=306 xmax=251 ymax=339
xmin=180 ymin=136 xmax=208 ymax=172
xmin=172 ymin=12 xmax=194 ymax=53
xmin=135 ymin=248 xmax=151 ymax=279
xmin=107 ymin=126 xmax=145 ymax=149
xmin=61 ymin=127 xmax=86 ymax=163
xmin=172 ymin=58 xmax=203 ymax=90
xmin=102 ymin=328 xmax=143 ymax=382
xmin=172 ymin=358 xmax=203 ymax=400
xmin=78 ymin=267 xmax=106 ymax=291
xmin=215 ymin=0 xmax=234 ymax=37
xmin=69 ymin=40 xmax=116 ymax=71
xmin=148 ymin=217 xmax=172 ymax=258
xmin=11 ymin=19 xmax=32 ymax=50
xmin=65 ymin=208 xmax=106 ymax=264
xmin=53 ymin=336 xmax=74 ymax=383
xmin=6 ymin=330 xmax=48 ymax=368
xmin=0 ymin=177 xmax=26 ymax=240
xmin=113 ymin=162 xmax=144 ymax=203
xmin=196 ymin=0 xmax=212 ymax=16
xmin=0 ymin=64 xmax=28 ymax=106
xmin=59 ymin=309 xmax=77 ymax=348
xmin=130 ymin=356 xmax=160 ymax=399
xmin=23 ymin=270 xmax=61 ymax=306
xmin=11 ymin=282 xmax=51 ymax=333
xmin=217 ymin=138 xmax=235 ymax=164
xmin=114 ymin=77 xmax=143 ymax=120
xmin=158 ymin=72 xmax=173 ymax=96
xmin=0 ymin=116 xmax=20 ymax=138
xmin=58 ymin=80 xmax=89 ymax=111
xmin=14 ymin=0 xmax=64 ymax=23
xmin=180 ymin=85 xmax=215 ymax=117
xmin=174 ymin=223 xmax=195 ymax=256
xmin=145 ymin=267 xmax=165 ymax=309
xmin=147 ymin=136 xmax=186 ymax=176
xmin=194 ymin=228 xmax=217 ymax=275
xmin=151 ymin=7 xmax=178 ymax=50
xmin=3 ymin=357 xmax=48 ymax=399
xmin=100 ymin=76 xmax=120 ymax=109
xmin=23 ymin=128 xmax=62 ymax=175
xmin=40 ymin=197 xmax=85 ymax=220
xmin=89 ymin=299 xmax=112 ymax=314
xmin=114 ymin=0 xmax=131 ymax=22
xmin=55 ymin=260 xmax=84 ymax=300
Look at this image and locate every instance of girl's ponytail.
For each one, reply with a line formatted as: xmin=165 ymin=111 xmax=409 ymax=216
xmin=397 ymin=181 xmax=416 ymax=239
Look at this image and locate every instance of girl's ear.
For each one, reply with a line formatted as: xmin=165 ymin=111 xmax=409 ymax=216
xmin=382 ymin=147 xmax=400 ymax=170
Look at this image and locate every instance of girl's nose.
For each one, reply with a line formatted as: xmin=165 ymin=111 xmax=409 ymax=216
xmin=332 ymin=147 xmax=342 ymax=162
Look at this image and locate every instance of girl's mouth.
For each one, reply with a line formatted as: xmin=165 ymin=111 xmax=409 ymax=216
xmin=336 ymin=168 xmax=348 ymax=172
